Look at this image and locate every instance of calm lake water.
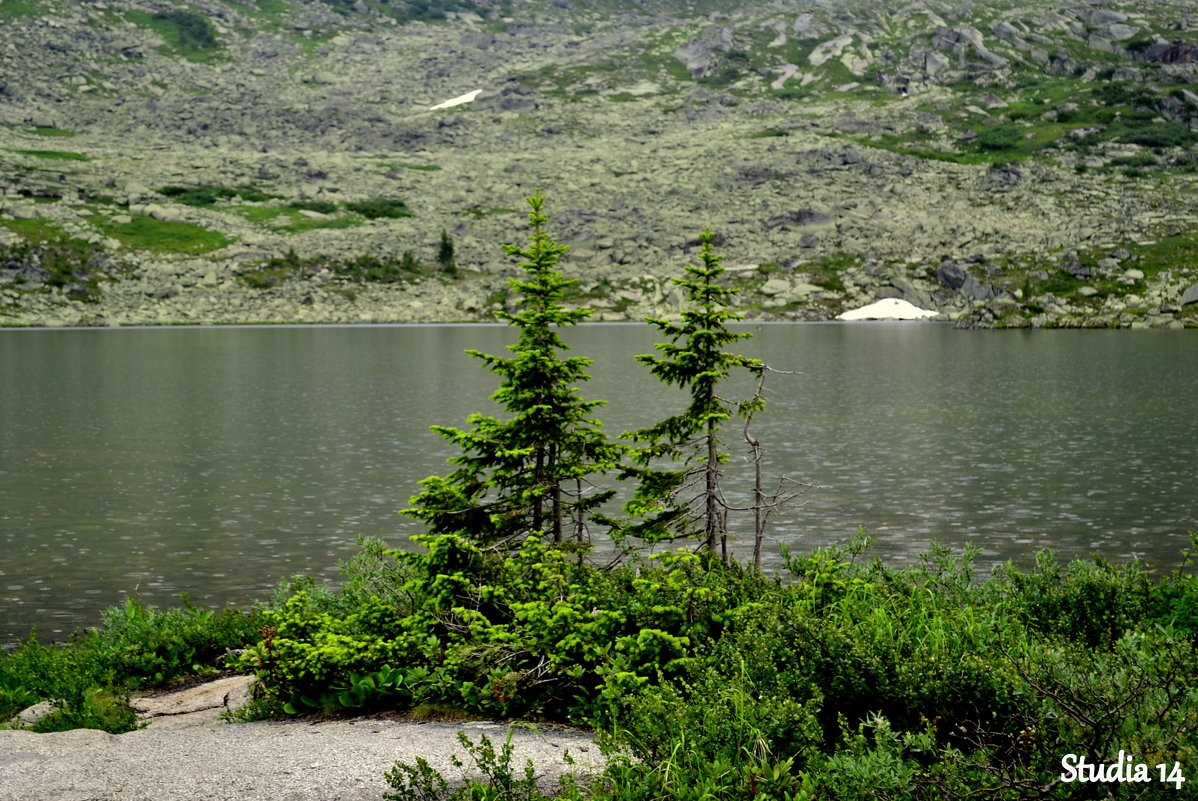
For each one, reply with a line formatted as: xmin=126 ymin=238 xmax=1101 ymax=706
xmin=2 ymin=323 xmax=1196 ymax=641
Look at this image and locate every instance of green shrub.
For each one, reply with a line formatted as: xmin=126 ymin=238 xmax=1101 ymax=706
xmin=386 ymin=730 xmax=560 ymax=801
xmin=88 ymin=597 xmax=261 ymax=686
xmin=287 ymin=199 xmax=339 ymax=214
xmin=991 ymin=551 xmax=1161 ymax=648
xmin=151 ymin=10 xmax=218 ymax=51
xmin=1118 ymin=123 xmax=1198 ymax=149
xmin=975 ymin=125 xmax=1025 ymax=151
xmin=158 ymin=185 xmax=278 ymax=206
xmin=345 ymin=197 xmax=413 ymax=219
xmin=236 ymin=250 xmax=427 ymax=288
xmin=1109 ymin=154 xmax=1158 ymax=168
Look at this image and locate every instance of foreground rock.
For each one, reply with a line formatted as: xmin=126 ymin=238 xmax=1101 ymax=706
xmin=0 ymin=676 xmax=599 ymax=801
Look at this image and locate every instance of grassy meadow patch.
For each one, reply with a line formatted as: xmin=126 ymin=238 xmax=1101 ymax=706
xmin=5 ymin=149 xmax=89 ymax=162
xmin=94 ymin=214 xmax=231 ymax=254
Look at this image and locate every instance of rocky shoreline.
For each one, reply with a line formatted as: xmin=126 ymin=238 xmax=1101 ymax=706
xmin=5 ymin=239 xmax=1197 ymax=330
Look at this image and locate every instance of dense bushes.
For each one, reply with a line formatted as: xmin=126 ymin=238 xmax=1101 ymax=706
xmin=218 ymin=533 xmax=1198 ymax=799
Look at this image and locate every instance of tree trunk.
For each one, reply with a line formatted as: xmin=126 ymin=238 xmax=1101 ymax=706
xmin=706 ymin=419 xmax=719 ymax=554
xmin=752 ymin=433 xmax=764 ymax=570
xmin=533 ymin=446 xmax=544 ymax=535
xmin=550 ymin=445 xmax=562 ymax=543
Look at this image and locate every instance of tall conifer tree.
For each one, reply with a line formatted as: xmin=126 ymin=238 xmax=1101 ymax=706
xmin=624 ymin=230 xmax=760 ymax=554
xmin=405 ymin=192 xmax=617 ymax=549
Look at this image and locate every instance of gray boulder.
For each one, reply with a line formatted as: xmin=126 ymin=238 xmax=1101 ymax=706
xmin=877 ymin=277 xmax=936 ymax=311
xmin=925 ymin=51 xmax=951 ymax=75
xmin=1180 ymin=283 xmax=1198 ymax=307
xmin=936 ymin=262 xmax=1009 ymax=302
xmin=674 ymin=40 xmax=717 ymax=77
xmin=1085 ymin=9 xmax=1128 ymax=26
xmin=991 ymin=21 xmax=1021 ymax=40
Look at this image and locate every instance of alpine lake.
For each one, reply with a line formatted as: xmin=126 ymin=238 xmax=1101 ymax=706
xmin=2 ymin=322 xmax=1196 ymax=643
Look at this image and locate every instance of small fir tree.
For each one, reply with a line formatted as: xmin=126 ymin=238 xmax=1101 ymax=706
xmin=405 ymin=192 xmax=618 ymax=550
xmin=623 ymin=230 xmax=761 ymax=555
xmin=437 ymin=229 xmax=457 ymax=276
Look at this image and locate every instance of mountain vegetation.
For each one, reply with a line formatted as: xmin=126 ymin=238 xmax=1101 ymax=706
xmin=1 ymin=0 xmax=1197 ymax=327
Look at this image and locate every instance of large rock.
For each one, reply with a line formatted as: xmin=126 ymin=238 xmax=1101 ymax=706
xmin=131 ymin=674 xmax=257 ymax=729
xmin=991 ymin=21 xmax=1021 ymax=40
xmin=674 ymin=40 xmax=716 ymax=77
xmin=1180 ymin=283 xmax=1198 ymax=307
xmin=877 ymin=277 xmax=936 ymax=310
xmin=936 ymin=262 xmax=1009 ymax=302
xmin=930 ymin=25 xmax=1007 ymax=67
xmin=925 ymin=51 xmax=951 ymax=75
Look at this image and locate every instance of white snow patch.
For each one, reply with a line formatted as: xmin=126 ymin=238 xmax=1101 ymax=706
xmin=430 ymin=89 xmax=482 ymax=110
xmin=837 ymin=298 xmax=939 ymax=321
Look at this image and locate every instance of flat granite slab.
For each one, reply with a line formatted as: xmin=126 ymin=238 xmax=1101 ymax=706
xmin=0 ymin=676 xmax=599 ymax=801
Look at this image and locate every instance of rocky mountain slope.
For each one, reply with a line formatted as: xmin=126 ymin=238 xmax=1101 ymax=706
xmin=2 ymin=0 xmax=1198 ymax=328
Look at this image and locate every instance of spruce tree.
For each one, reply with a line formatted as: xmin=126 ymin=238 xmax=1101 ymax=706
xmin=437 ymin=229 xmax=457 ymax=276
xmin=624 ymin=230 xmax=760 ymax=554
xmin=405 ymin=192 xmax=617 ymax=549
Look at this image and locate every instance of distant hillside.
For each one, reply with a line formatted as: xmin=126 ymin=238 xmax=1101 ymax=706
xmin=2 ymin=0 xmax=1197 ymax=328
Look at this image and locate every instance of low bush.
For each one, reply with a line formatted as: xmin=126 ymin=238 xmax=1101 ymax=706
xmin=0 ymin=598 xmax=260 ymax=733
xmin=158 ymin=184 xmax=278 ymax=206
xmin=975 ymin=124 xmax=1025 ymax=151
xmin=344 ymin=197 xmax=412 ymax=220
xmin=230 ymin=535 xmax=1196 ymax=800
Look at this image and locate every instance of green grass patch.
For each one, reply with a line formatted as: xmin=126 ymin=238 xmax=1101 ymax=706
xmin=0 ymin=218 xmax=68 ymax=241
xmin=0 ymin=0 xmax=41 ymax=21
xmin=378 ymin=162 xmax=441 ymax=172
xmin=5 ymin=149 xmax=89 ymax=161
xmin=25 ymin=126 xmax=75 ymax=138
xmin=94 ymin=214 xmax=232 ymax=255
xmin=1128 ymin=233 xmax=1198 ymax=276
xmin=848 ymin=77 xmax=1198 ymax=168
xmin=286 ymin=215 xmax=362 ymax=233
xmin=124 ymin=9 xmax=224 ymax=63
